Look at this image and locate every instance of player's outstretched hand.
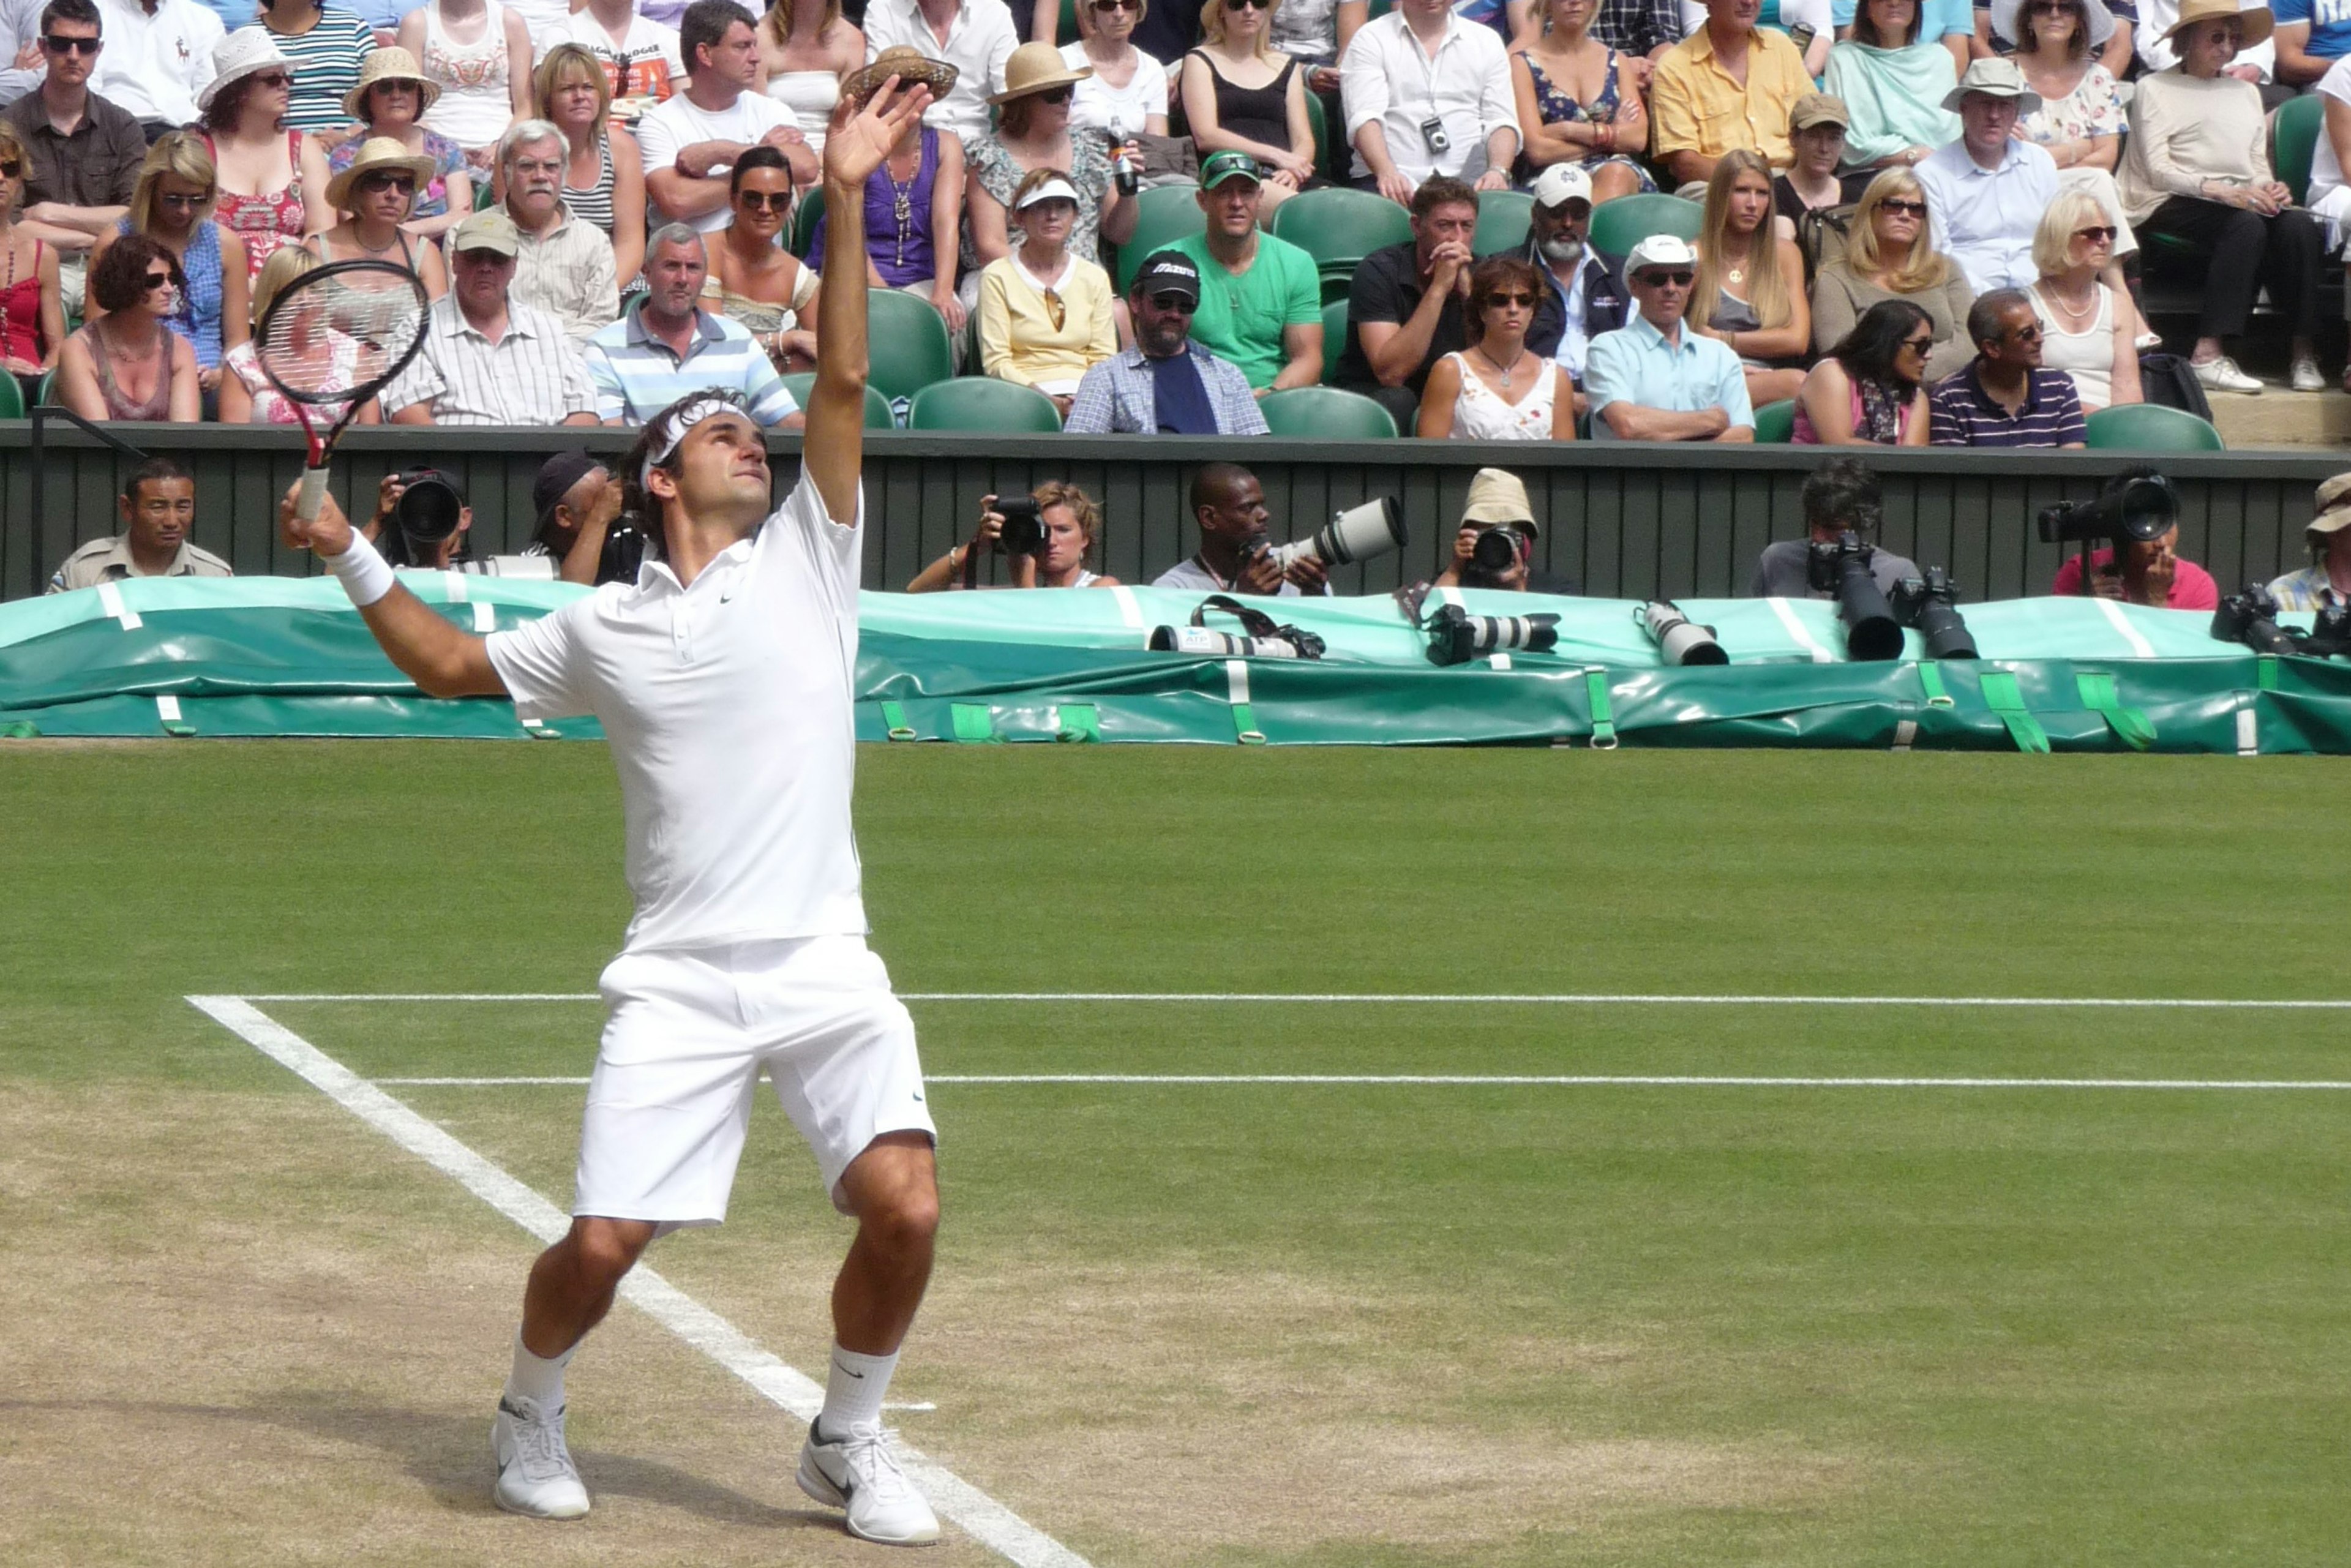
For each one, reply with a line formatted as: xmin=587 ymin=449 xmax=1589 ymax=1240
xmin=826 ymin=76 xmax=932 ymax=189
xmin=280 ymin=478 xmax=356 ymax=558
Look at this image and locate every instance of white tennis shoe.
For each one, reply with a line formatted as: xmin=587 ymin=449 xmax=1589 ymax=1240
xmin=492 ymin=1394 xmax=591 ymax=1520
xmin=797 ymin=1420 xmax=940 ymax=1546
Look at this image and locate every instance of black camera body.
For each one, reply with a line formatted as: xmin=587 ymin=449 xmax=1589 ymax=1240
xmin=2212 ymin=584 xmax=2297 ymax=655
xmin=377 ymin=467 xmax=466 ymax=568
xmin=2298 ymin=600 xmax=2351 ymax=658
xmin=1890 ymin=567 xmax=1977 ymax=661
xmin=1471 ymin=526 xmax=1526 ymax=574
xmin=2039 ymin=473 xmax=2180 ymax=547
xmin=599 ymin=521 xmax=650 ymax=585
xmin=996 ymin=496 xmax=1046 ymax=556
xmin=1426 ymin=604 xmax=1559 ymax=666
xmin=1805 ymin=530 xmax=1903 ymax=660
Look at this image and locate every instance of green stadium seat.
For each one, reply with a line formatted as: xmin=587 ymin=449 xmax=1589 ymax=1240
xmin=1474 ymin=190 xmax=1532 ymax=257
xmin=1303 ymin=90 xmax=1331 ymax=182
xmin=1320 ymin=297 xmax=1349 ymax=384
xmin=1587 ymin=193 xmax=1704 ymax=260
xmin=866 ymin=289 xmax=956 ymax=403
xmin=0 ymin=370 xmax=26 ymax=419
xmin=1258 ymin=385 xmax=1398 ymax=438
xmin=1752 ymin=398 xmax=1795 ymax=443
xmin=789 ymin=186 xmax=825 ymax=259
xmin=2083 ymin=402 xmax=2225 ymax=452
xmin=36 ymin=366 xmax=55 ymax=406
xmin=2274 ymin=92 xmax=2322 ymax=207
xmin=778 ymin=372 xmax=896 ymax=429
xmin=907 ymin=376 xmax=1065 ymax=432
xmin=1116 ymin=184 xmax=1208 ymax=291
xmin=1271 ymin=186 xmax=1412 ymax=302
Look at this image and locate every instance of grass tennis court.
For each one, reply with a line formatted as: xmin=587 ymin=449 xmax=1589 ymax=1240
xmin=6 ymin=741 xmax=2350 ymax=1566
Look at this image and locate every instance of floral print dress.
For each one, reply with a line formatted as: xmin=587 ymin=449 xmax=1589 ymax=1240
xmin=1516 ymin=53 xmax=1655 ymax=192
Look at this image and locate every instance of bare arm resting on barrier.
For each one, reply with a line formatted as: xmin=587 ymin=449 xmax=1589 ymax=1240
xmin=278 ymin=481 xmax=507 ymax=699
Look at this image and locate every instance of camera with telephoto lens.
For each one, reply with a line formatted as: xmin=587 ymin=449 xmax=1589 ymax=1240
xmin=372 ymin=467 xmax=466 ymax=568
xmin=2211 ymin=584 xmax=2297 ymax=655
xmin=1638 ymin=599 xmax=1727 ymax=665
xmin=1426 ymin=604 xmax=1559 ymax=666
xmin=1266 ymin=497 xmax=1408 ymax=572
xmin=1889 ymin=568 xmax=1977 ymax=661
xmin=1805 ymin=530 xmax=1903 ymax=661
xmin=994 ymin=496 xmax=1047 ymax=556
xmin=1147 ymin=593 xmax=1325 ymax=660
xmin=2038 ymin=471 xmax=2179 ymax=549
xmin=2296 ymin=600 xmax=2351 ymax=658
xmin=1471 ymin=525 xmax=1527 ymax=575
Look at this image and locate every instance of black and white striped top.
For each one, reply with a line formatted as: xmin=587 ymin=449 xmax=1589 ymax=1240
xmin=564 ymin=137 xmax=616 ymax=242
xmin=268 ymin=8 xmax=379 ymax=132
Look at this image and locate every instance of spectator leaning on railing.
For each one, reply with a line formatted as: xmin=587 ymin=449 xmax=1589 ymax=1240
xmin=47 ymin=455 xmax=221 ymax=590
xmin=1064 ymin=248 xmax=1271 ymax=432
xmin=583 ymin=220 xmax=804 ymax=426
xmin=2267 ymin=473 xmax=2351 ymax=612
xmin=1585 ymin=233 xmax=1755 ymax=442
xmin=384 ymin=208 xmax=602 ymax=426
xmin=1925 ymin=285 xmax=2087 ymax=446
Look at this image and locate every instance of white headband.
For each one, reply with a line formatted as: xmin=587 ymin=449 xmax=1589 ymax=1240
xmin=642 ymin=393 xmax=750 ymax=487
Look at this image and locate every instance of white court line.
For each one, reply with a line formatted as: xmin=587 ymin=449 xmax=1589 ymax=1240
xmin=239 ymin=991 xmax=2351 ymax=1009
xmin=184 ymin=995 xmax=1092 ymax=1568
xmin=373 ymin=1073 xmax=2351 ymax=1090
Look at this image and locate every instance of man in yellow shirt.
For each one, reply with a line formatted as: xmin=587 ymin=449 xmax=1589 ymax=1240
xmin=1649 ymin=0 xmax=1814 ymax=189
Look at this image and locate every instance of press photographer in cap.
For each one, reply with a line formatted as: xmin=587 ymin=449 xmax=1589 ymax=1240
xmin=1433 ymin=468 xmax=1577 ymax=593
xmin=1153 ymin=462 xmax=1327 ymax=596
xmin=2267 ymin=473 xmax=2351 ymax=612
xmin=1749 ymin=456 xmax=1919 ymax=598
xmin=906 ymin=482 xmax=1121 ymax=590
xmin=529 ymin=451 xmax=624 ymax=586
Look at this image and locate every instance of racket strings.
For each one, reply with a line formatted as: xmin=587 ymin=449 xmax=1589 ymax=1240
xmin=259 ymin=272 xmax=428 ymax=402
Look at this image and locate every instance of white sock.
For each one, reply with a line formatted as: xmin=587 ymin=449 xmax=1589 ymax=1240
xmin=505 ymin=1329 xmax=574 ymax=1409
xmin=818 ymin=1343 xmax=898 ymax=1438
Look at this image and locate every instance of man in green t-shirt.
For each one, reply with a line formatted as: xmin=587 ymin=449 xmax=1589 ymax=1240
xmin=1171 ymin=151 xmax=1324 ymax=393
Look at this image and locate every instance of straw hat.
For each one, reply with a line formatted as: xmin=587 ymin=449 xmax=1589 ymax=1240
xmin=988 ymin=42 xmax=1090 ymax=105
xmin=196 ymin=29 xmax=292 ymax=114
xmin=2308 ymin=473 xmax=2351 ymax=540
xmin=2161 ymin=0 xmax=2271 ymax=49
xmin=326 ymin=136 xmax=441 ymax=212
xmin=842 ymin=45 xmax=961 ymax=109
xmin=343 ymin=47 xmax=441 ymax=122
xmin=1460 ymin=468 xmax=1540 ymax=536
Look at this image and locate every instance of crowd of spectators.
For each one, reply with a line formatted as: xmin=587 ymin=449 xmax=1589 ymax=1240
xmin=0 ymin=0 xmax=2332 ymax=447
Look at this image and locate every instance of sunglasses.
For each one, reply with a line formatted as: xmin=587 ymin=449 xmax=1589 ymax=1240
xmin=1093 ymin=0 xmax=1139 ymax=10
xmin=1633 ymin=269 xmax=1695 ymax=287
xmin=1228 ymin=0 xmax=1272 ymax=8
xmin=737 ymin=189 xmax=792 ymax=211
xmin=1487 ymin=291 xmax=1538 ymax=308
xmin=1034 ymin=86 xmax=1074 ymax=104
xmin=40 ymin=32 xmax=97 ymax=53
xmin=157 ymin=188 xmax=214 ymax=208
xmin=1900 ymin=334 xmax=1933 ymax=353
xmin=1148 ymin=291 xmax=1197 ymax=313
xmin=0 ymin=160 xmax=19 ymax=178
xmin=143 ymin=269 xmax=174 ymax=288
xmin=1880 ymin=198 xmax=1927 ymax=217
xmin=2074 ymin=224 xmax=2117 ymax=242
xmin=2007 ymin=323 xmax=2044 ymax=342
xmin=252 ymin=71 xmax=293 ymax=88
xmin=358 ymin=171 xmax=417 ymax=194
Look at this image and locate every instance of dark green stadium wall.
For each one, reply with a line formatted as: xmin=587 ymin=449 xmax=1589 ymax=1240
xmin=0 ymin=423 xmax=2334 ymax=603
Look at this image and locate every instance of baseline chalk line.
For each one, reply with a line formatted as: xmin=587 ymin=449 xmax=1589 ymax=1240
xmin=373 ymin=1073 xmax=2351 ymax=1091
xmin=184 ymin=995 xmax=1092 ymax=1568
xmin=237 ymin=991 xmax=2351 ymax=1009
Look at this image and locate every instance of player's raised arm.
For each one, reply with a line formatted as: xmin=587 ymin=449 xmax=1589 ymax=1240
xmin=806 ymin=76 xmax=933 ymax=527
xmin=280 ymin=481 xmax=506 ymax=699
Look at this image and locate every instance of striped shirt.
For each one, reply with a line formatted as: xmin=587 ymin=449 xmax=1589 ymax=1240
xmin=510 ymin=202 xmax=619 ymax=350
xmin=383 ymin=294 xmax=599 ymax=424
xmin=264 ymin=9 xmax=378 ymax=132
xmin=1925 ymin=363 xmax=2087 ymax=449
xmin=580 ymin=301 xmax=800 ymax=426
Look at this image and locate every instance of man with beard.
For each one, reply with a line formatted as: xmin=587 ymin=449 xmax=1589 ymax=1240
xmin=1519 ymin=164 xmax=1627 ymax=412
xmin=582 ymin=222 xmax=803 ymax=428
xmin=500 ymin=119 xmax=619 ymax=351
xmin=1062 ymin=250 xmax=1270 ymax=435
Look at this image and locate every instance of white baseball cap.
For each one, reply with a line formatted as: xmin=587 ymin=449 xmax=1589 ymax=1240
xmin=1529 ymin=165 xmax=1593 ymax=211
xmin=1624 ymin=233 xmax=1699 ymax=273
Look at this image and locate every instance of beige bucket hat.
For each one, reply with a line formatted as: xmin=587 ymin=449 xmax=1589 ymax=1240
xmin=344 ymin=47 xmax=441 ymax=122
xmin=988 ymin=42 xmax=1091 ymax=105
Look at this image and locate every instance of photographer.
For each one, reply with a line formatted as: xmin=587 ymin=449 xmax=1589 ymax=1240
xmin=1152 ymin=462 xmax=1328 ymax=598
xmin=363 ymin=468 xmax=474 ymax=571
xmin=1749 ymin=456 xmax=1919 ymax=598
xmin=1432 ymin=468 xmax=1578 ymax=594
xmin=528 ymin=451 xmax=626 ymax=587
xmin=2267 ymin=473 xmax=2351 ymax=612
xmin=907 ymin=482 xmax=1122 ymax=591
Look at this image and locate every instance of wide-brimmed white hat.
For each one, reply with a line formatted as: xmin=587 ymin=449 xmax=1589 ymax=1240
xmin=197 ymin=30 xmax=292 ymax=114
xmin=1941 ymin=57 xmax=2044 ymax=114
xmin=1989 ymin=0 xmax=2117 ymax=48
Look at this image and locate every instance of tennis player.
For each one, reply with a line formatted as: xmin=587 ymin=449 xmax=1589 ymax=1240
xmin=280 ymin=74 xmax=947 ymax=1548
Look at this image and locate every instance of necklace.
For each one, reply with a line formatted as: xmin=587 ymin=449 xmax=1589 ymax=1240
xmin=0 ymin=236 xmax=17 ymax=364
xmin=2043 ymin=279 xmax=2098 ymax=321
xmin=885 ymin=144 xmax=919 ymax=267
xmin=353 ymin=225 xmax=403 ymax=258
xmin=1474 ymin=345 xmax=1524 ymax=391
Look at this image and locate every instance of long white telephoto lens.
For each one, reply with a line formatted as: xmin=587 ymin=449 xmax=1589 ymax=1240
xmin=1640 ymin=600 xmax=1729 ymax=666
xmin=1269 ymin=497 xmax=1406 ymax=569
xmin=1148 ymin=625 xmax=1311 ymax=659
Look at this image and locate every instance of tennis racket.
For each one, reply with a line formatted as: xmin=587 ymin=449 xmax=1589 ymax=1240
xmin=255 ymin=258 xmax=432 ymax=525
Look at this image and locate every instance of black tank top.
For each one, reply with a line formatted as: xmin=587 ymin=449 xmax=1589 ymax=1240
xmin=1188 ymin=51 xmax=1295 ymax=154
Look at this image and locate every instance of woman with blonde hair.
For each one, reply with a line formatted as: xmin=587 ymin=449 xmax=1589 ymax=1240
xmin=533 ymin=43 xmax=647 ymax=287
xmin=909 ymin=481 xmax=1121 ymax=590
xmin=218 ymin=246 xmax=383 ymax=426
xmin=1180 ymin=0 xmax=1317 ymax=214
xmin=1510 ymin=0 xmax=1650 ymax=201
xmin=1809 ymin=167 xmax=1976 ymax=381
xmin=0 ymin=121 xmax=66 ymax=408
xmin=759 ymin=0 xmax=863 ymax=157
xmin=89 ymin=133 xmax=250 ymax=396
xmin=2027 ymin=187 xmax=2143 ymax=413
xmin=1065 ymin=0 xmax=1171 ymax=140
xmin=306 ymin=49 xmax=473 ymax=246
xmin=977 ymin=167 xmax=1116 ymax=413
xmin=1692 ymin=149 xmax=1809 ymax=406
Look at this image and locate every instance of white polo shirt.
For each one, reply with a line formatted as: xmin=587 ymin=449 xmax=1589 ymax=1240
xmin=90 ymin=0 xmax=223 ymax=126
xmin=861 ymin=0 xmax=1019 ymax=144
xmin=486 ymin=472 xmax=869 ymax=953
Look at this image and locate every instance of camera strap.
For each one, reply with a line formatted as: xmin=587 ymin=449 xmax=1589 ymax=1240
xmin=1191 ymin=595 xmax=1283 ymax=638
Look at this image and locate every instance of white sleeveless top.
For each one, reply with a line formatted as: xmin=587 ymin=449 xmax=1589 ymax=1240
xmin=2028 ymin=280 xmax=2116 ymax=414
xmin=420 ymin=0 xmax=516 ymax=152
xmin=1444 ymin=351 xmax=1561 ymax=441
xmin=768 ymin=71 xmax=840 ymax=155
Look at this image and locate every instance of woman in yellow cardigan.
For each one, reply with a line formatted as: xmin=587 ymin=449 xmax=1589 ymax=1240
xmin=977 ymin=168 xmax=1118 ymax=417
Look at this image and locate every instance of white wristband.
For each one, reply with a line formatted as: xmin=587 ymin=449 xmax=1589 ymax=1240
xmin=324 ymin=529 xmax=397 ymax=608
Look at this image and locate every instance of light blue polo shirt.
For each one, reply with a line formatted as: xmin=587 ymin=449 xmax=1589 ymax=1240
xmin=1584 ymin=313 xmax=1754 ymax=427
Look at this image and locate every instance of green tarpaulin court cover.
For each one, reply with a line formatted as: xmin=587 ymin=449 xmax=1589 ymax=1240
xmin=7 ymin=574 xmax=2351 ymax=753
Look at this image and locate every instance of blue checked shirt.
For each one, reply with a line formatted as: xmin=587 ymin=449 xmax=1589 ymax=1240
xmin=1063 ymin=344 xmax=1271 ymax=435
xmin=2266 ymin=564 xmax=2350 ymax=612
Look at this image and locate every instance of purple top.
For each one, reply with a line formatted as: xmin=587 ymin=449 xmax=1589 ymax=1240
xmin=809 ymin=127 xmax=940 ymax=289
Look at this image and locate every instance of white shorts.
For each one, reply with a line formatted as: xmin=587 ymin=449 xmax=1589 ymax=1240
xmin=574 ymin=934 xmax=935 ymax=1228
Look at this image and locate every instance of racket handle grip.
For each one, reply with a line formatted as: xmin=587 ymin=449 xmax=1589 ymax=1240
xmin=295 ymin=465 xmax=331 ymax=525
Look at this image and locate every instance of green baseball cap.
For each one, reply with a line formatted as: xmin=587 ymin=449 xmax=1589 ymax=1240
xmin=1198 ymin=150 xmax=1265 ymax=189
